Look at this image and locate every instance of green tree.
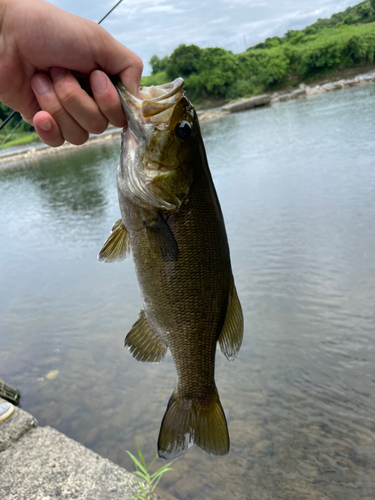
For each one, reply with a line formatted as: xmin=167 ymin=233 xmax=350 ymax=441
xmin=149 ymin=55 xmax=169 ymax=75
xmin=195 ymin=47 xmax=238 ymax=99
xmin=357 ymin=2 xmax=373 ymax=21
xmin=259 ymin=54 xmax=289 ymax=87
xmin=343 ymin=14 xmax=356 ymax=25
xmin=166 ymin=44 xmax=201 ymax=80
xmin=285 ymin=30 xmax=299 ymax=41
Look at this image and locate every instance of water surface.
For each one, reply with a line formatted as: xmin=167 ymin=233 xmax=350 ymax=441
xmin=1 ymin=85 xmax=375 ymax=499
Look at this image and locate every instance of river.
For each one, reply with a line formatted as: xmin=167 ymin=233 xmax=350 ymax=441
xmin=1 ymin=84 xmax=375 ymax=499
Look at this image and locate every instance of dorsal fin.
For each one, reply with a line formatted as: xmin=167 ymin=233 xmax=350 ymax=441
xmin=218 ymin=278 xmax=244 ymax=361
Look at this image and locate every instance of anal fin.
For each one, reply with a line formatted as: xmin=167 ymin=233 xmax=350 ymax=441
xmin=125 ymin=310 xmax=168 ymax=363
xmin=98 ymin=219 xmax=130 ymax=263
xmin=218 ymin=278 xmax=244 ymax=361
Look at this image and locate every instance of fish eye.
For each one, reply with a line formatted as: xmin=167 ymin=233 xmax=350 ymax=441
xmin=175 ymin=121 xmax=192 ymax=142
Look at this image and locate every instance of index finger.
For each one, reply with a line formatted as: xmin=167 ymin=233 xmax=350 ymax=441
xmin=118 ymin=58 xmax=143 ymax=97
xmin=90 ymin=70 xmax=127 ymax=128
xmin=92 ymin=28 xmax=143 ymax=96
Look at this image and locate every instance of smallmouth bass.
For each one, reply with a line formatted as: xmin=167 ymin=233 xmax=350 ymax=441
xmin=99 ymin=78 xmax=243 ymax=459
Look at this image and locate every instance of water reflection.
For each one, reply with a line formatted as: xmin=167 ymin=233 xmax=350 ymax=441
xmin=1 ymin=86 xmax=375 ymax=499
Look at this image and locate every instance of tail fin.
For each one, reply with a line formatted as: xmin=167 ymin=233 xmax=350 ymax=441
xmin=158 ymin=386 xmax=229 ymax=459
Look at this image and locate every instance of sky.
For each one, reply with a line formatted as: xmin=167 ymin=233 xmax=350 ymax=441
xmin=49 ymin=0 xmax=357 ymax=74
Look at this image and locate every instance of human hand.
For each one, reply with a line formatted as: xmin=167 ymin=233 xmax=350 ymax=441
xmin=0 ymin=0 xmax=143 ymax=147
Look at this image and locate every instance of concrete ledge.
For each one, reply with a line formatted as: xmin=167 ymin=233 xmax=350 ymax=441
xmin=1 ymin=426 xmax=137 ymax=499
xmin=0 ymin=398 xmax=177 ymax=500
xmin=222 ymin=94 xmax=271 ymax=113
xmin=0 ymin=398 xmax=37 ymax=452
xmin=278 ymin=88 xmax=307 ymax=102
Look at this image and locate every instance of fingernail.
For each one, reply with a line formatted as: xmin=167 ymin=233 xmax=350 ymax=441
xmin=32 ymin=75 xmax=51 ymax=95
xmin=38 ymin=120 xmax=52 ymax=132
xmin=50 ymin=67 xmax=67 ymax=83
xmin=91 ymin=71 xmax=107 ymax=94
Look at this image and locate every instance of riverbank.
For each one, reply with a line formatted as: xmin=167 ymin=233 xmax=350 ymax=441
xmin=1 ymin=68 xmax=375 ymax=167
xmin=0 ymin=396 xmax=177 ymax=500
xmin=198 ymin=69 xmax=375 ymax=121
xmin=0 ymin=127 xmax=123 ymax=169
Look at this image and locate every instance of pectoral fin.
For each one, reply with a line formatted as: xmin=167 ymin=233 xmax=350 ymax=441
xmin=218 ymin=279 xmax=244 ymax=361
xmin=98 ymin=219 xmax=130 ymax=263
xmin=145 ymin=212 xmax=178 ymax=261
xmin=125 ymin=310 xmax=168 ymax=363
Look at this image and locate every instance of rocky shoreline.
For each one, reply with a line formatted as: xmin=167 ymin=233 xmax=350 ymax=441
xmin=1 ymin=70 xmax=375 ymax=167
xmin=198 ymin=70 xmax=375 ymax=121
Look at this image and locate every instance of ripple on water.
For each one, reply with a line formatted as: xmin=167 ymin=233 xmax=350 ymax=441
xmin=1 ymin=87 xmax=375 ymax=499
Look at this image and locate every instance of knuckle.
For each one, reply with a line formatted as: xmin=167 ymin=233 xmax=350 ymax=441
xmin=133 ymin=57 xmax=144 ymax=74
xmin=41 ymin=136 xmax=64 ymax=148
xmin=105 ymin=107 xmax=126 ymax=128
xmin=49 ymin=105 xmax=66 ymax=121
xmin=58 ymin=84 xmax=79 ymax=108
xmin=90 ymin=120 xmax=107 ymax=135
xmin=69 ymin=131 xmax=89 ymax=146
xmin=109 ymin=114 xmax=126 ymax=128
xmin=23 ymin=116 xmax=35 ymax=126
xmin=96 ymin=99 xmax=121 ymax=123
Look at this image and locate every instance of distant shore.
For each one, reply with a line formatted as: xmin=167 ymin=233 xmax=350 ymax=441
xmin=198 ymin=69 xmax=375 ymax=121
xmin=0 ymin=129 xmax=123 ymax=169
xmin=1 ymin=69 xmax=375 ymax=168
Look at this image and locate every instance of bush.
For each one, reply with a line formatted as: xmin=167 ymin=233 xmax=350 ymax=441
xmin=184 ymin=74 xmax=205 ymax=101
xmin=149 ymin=55 xmax=169 ymax=75
xmin=226 ymin=79 xmax=256 ymax=99
xmin=357 ymin=3 xmax=373 ymax=21
xmin=259 ymin=54 xmax=289 ymax=87
xmin=166 ymin=44 xmax=201 ymax=80
xmin=305 ymin=27 xmax=317 ymax=35
xmin=146 ymin=3 xmax=375 ymax=103
xmin=141 ymin=72 xmax=169 ymax=87
xmin=344 ymin=14 xmax=356 ymax=25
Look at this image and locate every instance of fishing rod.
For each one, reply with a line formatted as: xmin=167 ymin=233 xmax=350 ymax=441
xmin=0 ymin=110 xmax=17 ymax=132
xmin=98 ymin=0 xmax=123 ymax=25
xmin=0 ymin=0 xmax=124 ymax=136
xmin=0 ymin=118 xmax=23 ymax=147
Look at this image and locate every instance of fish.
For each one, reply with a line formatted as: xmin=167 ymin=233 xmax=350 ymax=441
xmin=98 ymin=77 xmax=244 ymax=459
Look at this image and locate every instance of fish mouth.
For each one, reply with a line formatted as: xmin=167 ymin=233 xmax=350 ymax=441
xmin=114 ymin=77 xmax=185 ymax=126
xmin=115 ymin=78 xmax=186 ymax=210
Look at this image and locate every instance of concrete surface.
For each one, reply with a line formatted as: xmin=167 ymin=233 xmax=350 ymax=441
xmin=222 ymin=94 xmax=271 ymax=113
xmin=0 ymin=400 xmax=37 ymax=453
xmin=0 ymin=398 xmax=177 ymax=500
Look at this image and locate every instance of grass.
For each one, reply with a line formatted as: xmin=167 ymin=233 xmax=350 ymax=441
xmin=126 ymin=440 xmax=175 ymax=500
xmin=0 ymin=132 xmax=40 ymax=150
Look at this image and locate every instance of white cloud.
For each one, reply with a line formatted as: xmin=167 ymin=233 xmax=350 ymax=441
xmin=49 ymin=0 xmax=356 ymax=74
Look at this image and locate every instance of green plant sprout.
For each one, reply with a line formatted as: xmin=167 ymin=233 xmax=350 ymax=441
xmin=126 ymin=440 xmax=176 ymax=500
